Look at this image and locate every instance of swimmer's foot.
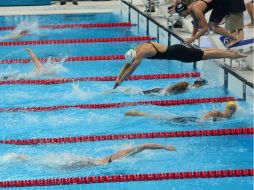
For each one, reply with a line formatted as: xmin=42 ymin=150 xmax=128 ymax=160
xmin=226 ymin=39 xmax=241 ymax=48
xmin=232 ymin=50 xmax=248 ymax=58
xmin=245 ymin=22 xmax=254 ymax=28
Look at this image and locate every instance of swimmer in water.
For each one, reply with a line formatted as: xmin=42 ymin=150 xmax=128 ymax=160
xmin=0 ymin=48 xmax=42 ymax=80
xmin=125 ymin=101 xmax=237 ymax=123
xmin=0 ymin=48 xmax=65 ymax=80
xmin=113 ymin=42 xmax=247 ymax=89
xmin=7 ymin=143 xmax=176 ymax=169
xmin=142 ymin=78 xmax=207 ymax=95
xmin=0 ymin=30 xmax=29 ymax=41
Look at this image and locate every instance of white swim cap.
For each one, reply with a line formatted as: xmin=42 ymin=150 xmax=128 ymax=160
xmin=125 ymin=49 xmax=136 ymax=63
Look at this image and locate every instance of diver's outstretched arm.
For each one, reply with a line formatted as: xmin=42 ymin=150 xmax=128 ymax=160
xmin=25 ymin=48 xmax=43 ymax=70
xmin=114 ymin=63 xmax=131 ymax=89
xmin=98 ymin=143 xmax=176 ymax=164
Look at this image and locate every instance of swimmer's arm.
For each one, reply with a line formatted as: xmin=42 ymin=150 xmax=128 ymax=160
xmin=188 ymin=10 xmax=208 ymax=43
xmin=202 ymin=110 xmax=224 ymax=120
xmin=114 ymin=63 xmax=131 ymax=89
xmin=25 ymin=48 xmax=43 ymax=70
xmin=116 ymin=56 xmax=143 ymax=88
xmin=0 ymin=33 xmax=21 ymax=41
xmin=125 ymin=110 xmax=171 ymax=120
xmin=165 ymin=82 xmax=188 ymax=94
xmin=97 ymin=143 xmax=176 ymax=164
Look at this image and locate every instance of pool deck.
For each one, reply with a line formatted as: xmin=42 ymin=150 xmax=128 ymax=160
xmin=0 ymin=0 xmax=120 ymax=15
xmin=0 ymin=0 xmax=253 ymax=86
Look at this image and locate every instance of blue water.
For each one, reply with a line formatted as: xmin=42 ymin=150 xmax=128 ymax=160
xmin=0 ymin=13 xmax=253 ymax=189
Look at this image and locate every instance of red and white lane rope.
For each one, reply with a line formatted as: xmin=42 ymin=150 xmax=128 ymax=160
xmin=0 ymin=22 xmax=134 ymax=31
xmin=1 ymin=128 xmax=252 ymax=145
xmin=0 ymin=169 xmax=253 ymax=188
xmin=0 ymin=96 xmax=236 ymax=112
xmin=0 ymin=54 xmax=126 ymax=64
xmin=0 ymin=72 xmax=200 ymax=85
xmin=0 ymin=36 xmax=155 ymax=46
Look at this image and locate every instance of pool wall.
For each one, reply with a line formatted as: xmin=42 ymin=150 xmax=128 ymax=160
xmin=0 ymin=0 xmax=51 ymax=6
xmin=121 ymin=0 xmax=253 ymax=106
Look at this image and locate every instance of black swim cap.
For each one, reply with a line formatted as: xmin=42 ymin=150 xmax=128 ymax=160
xmin=194 ymin=78 xmax=208 ymax=86
xmin=175 ymin=2 xmax=188 ymax=14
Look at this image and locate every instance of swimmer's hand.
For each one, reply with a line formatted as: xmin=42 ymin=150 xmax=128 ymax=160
xmin=166 ymin=145 xmax=176 ymax=151
xmin=113 ymin=82 xmax=119 ymax=89
xmin=125 ymin=110 xmax=146 ymax=116
xmin=185 ymin=37 xmax=196 ymax=44
xmin=25 ymin=48 xmax=32 ymax=53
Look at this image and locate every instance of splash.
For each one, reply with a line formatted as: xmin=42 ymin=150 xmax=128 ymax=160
xmin=14 ymin=20 xmax=40 ymax=36
xmin=38 ymin=153 xmax=100 ymax=170
xmin=63 ymin=84 xmax=93 ymax=100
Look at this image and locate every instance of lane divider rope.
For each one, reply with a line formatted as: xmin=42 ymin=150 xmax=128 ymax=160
xmin=0 ymin=22 xmax=134 ymax=31
xmin=0 ymin=54 xmax=126 ymax=64
xmin=0 ymin=36 xmax=155 ymax=46
xmin=0 ymin=72 xmax=200 ymax=85
xmin=0 ymin=96 xmax=236 ymax=112
xmin=1 ymin=128 xmax=252 ymax=145
xmin=0 ymin=169 xmax=253 ymax=187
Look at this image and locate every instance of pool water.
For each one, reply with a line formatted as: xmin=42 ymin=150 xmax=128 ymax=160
xmin=0 ymin=13 xmax=253 ymax=189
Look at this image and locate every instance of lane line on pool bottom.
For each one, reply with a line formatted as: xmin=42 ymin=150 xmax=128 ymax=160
xmin=0 ymin=72 xmax=200 ymax=85
xmin=0 ymin=22 xmax=134 ymax=31
xmin=0 ymin=169 xmax=253 ymax=188
xmin=0 ymin=96 xmax=237 ymax=112
xmin=1 ymin=128 xmax=252 ymax=145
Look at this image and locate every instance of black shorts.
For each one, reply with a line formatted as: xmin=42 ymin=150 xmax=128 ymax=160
xmin=208 ymin=0 xmax=228 ymax=23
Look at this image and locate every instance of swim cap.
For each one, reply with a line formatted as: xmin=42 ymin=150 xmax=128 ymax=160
xmin=20 ymin=30 xmax=29 ymax=36
xmin=125 ymin=49 xmax=136 ymax=63
xmin=175 ymin=2 xmax=187 ymax=14
xmin=194 ymin=78 xmax=208 ymax=86
xmin=225 ymin=101 xmax=237 ymax=109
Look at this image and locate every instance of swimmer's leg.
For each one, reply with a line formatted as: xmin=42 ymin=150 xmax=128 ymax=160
xmin=142 ymin=88 xmax=163 ymax=94
xmin=25 ymin=48 xmax=43 ymax=70
xmin=202 ymin=48 xmax=247 ymax=59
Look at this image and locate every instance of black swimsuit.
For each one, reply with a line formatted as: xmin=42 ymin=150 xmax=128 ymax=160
xmin=199 ymin=0 xmax=228 ymax=23
xmin=147 ymin=42 xmax=204 ymax=63
xmin=171 ymin=116 xmax=199 ymax=123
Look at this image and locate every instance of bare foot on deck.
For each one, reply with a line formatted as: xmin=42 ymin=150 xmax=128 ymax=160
xmin=226 ymin=39 xmax=241 ymax=48
xmin=245 ymin=22 xmax=254 ymax=28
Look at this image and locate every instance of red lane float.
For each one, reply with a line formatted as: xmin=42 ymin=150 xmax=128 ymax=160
xmin=0 ymin=169 xmax=253 ymax=188
xmin=1 ymin=128 xmax=252 ymax=145
xmin=0 ymin=36 xmax=155 ymax=46
xmin=0 ymin=55 xmax=126 ymax=64
xmin=0 ymin=96 xmax=235 ymax=112
xmin=0 ymin=72 xmax=200 ymax=85
xmin=0 ymin=22 xmax=134 ymax=31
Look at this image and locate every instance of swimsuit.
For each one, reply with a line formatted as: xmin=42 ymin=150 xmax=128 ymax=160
xmin=147 ymin=42 xmax=204 ymax=62
xmin=199 ymin=0 xmax=228 ymax=23
xmin=171 ymin=116 xmax=199 ymax=123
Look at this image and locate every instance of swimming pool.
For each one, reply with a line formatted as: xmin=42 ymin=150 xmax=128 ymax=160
xmin=0 ymin=13 xmax=253 ymax=189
